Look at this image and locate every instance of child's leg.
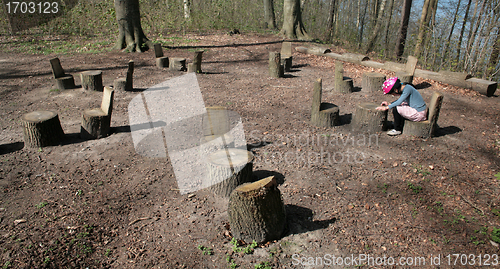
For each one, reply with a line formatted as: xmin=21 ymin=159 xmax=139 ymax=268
xmin=392 ymin=107 xmax=404 ymax=131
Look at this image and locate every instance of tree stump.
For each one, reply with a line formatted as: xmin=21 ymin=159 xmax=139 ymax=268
xmin=156 ymin=57 xmax=169 ymax=68
xmin=21 ymin=110 xmax=65 ymax=148
xmin=207 ymin=149 xmax=254 ymax=197
xmin=169 ymin=58 xmax=187 ymax=71
xmin=81 ymin=87 xmax=114 ymax=139
xmin=49 ymin=57 xmax=75 ymax=90
xmin=403 ymin=92 xmax=443 ymax=138
xmin=154 ymin=43 xmax=169 ymax=68
xmin=466 ymin=78 xmax=497 ymax=97
xmin=80 ymin=70 xmax=103 ymax=91
xmin=187 ymin=63 xmax=195 ymax=73
xmin=395 ymin=71 xmax=413 ymax=84
xmin=113 ymin=78 xmax=127 ymax=91
xmin=193 ymin=50 xmax=204 ymax=73
xmin=362 ymin=72 xmax=386 ymax=93
xmin=113 ymin=60 xmax=134 ymax=91
xmin=228 ymin=176 xmax=286 ymax=244
xmin=352 ymin=102 xmax=387 ymax=133
xmin=281 ymin=56 xmax=293 ymax=72
xmin=311 ymin=78 xmax=339 ymax=127
xmin=269 ymin=52 xmax=283 ymax=78
xmin=334 ymin=62 xmax=354 ymax=93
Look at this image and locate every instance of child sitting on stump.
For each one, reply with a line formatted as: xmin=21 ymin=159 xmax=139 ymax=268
xmin=376 ymin=77 xmax=427 ymax=136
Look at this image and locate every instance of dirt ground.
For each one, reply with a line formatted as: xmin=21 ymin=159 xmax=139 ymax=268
xmin=0 ymin=32 xmax=500 ymax=268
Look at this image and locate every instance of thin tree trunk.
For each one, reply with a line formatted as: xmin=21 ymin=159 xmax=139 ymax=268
xmin=183 ymin=0 xmax=191 ymax=20
xmin=383 ymin=0 xmax=395 ymax=57
xmin=440 ymin=0 xmax=461 ymax=70
xmin=365 ymin=0 xmax=388 ymax=53
xmin=326 ymin=0 xmax=337 ymax=41
xmin=456 ymin=0 xmax=472 ymax=68
xmin=395 ymin=0 xmax=412 ymax=59
xmin=465 ymin=0 xmax=487 ymax=71
xmin=486 ymin=5 xmax=500 ymax=78
xmin=263 ymin=0 xmax=277 ymax=29
xmin=414 ymin=0 xmax=432 ymax=57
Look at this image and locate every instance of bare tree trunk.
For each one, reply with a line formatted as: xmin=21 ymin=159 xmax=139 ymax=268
xmin=326 ymin=0 xmax=337 ymax=41
xmin=281 ymin=0 xmax=310 ymax=39
xmin=364 ymin=0 xmax=388 ymax=53
xmin=440 ymin=0 xmax=461 ymax=70
xmin=486 ymin=6 xmax=500 ymax=78
xmin=183 ymin=0 xmax=191 ymax=20
xmin=357 ymin=0 xmax=368 ymax=48
xmin=456 ymin=0 xmax=472 ymax=68
xmin=114 ymin=0 xmax=150 ymax=52
xmin=414 ymin=0 xmax=432 ymax=57
xmin=264 ymin=0 xmax=277 ymax=29
xmin=465 ymin=0 xmax=487 ymax=71
xmin=395 ymin=0 xmax=412 ymax=59
xmin=383 ymin=0 xmax=395 ymax=57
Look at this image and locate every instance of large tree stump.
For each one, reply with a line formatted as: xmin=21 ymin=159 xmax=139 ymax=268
xmin=269 ymin=52 xmax=283 ymax=78
xmin=403 ymin=91 xmax=443 ymax=138
xmin=334 ymin=62 xmax=353 ymax=93
xmin=311 ymin=78 xmax=339 ymax=127
xmin=21 ymin=110 xmax=65 ymax=148
xmin=228 ymin=176 xmax=286 ymax=244
xmin=362 ymin=72 xmax=386 ymax=93
xmin=193 ymin=50 xmax=204 ymax=73
xmin=169 ymin=58 xmax=187 ymax=71
xmin=352 ymin=102 xmax=387 ymax=133
xmin=81 ymin=87 xmax=114 ymax=139
xmin=80 ymin=70 xmax=103 ymax=91
xmin=49 ymin=58 xmax=75 ymax=90
xmin=207 ymin=149 xmax=254 ymax=197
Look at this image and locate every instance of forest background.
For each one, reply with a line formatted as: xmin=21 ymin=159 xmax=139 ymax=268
xmin=0 ymin=0 xmax=499 ymax=82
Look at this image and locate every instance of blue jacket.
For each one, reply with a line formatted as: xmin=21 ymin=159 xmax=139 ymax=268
xmin=388 ymin=84 xmax=427 ymax=112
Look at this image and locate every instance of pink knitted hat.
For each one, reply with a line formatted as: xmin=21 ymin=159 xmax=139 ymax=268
xmin=383 ymin=77 xmax=398 ymax=94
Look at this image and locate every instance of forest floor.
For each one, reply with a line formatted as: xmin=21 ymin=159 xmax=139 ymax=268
xmin=0 ymin=32 xmax=500 ymax=268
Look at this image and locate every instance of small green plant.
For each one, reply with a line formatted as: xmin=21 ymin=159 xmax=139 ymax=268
xmin=494 ymin=172 xmax=500 ymax=181
xmin=2 ymin=261 xmax=11 ymax=269
xmin=197 ymin=245 xmax=213 ymax=255
xmin=442 ymin=235 xmax=450 ymax=244
xmin=377 ymin=183 xmax=389 ymax=193
xmin=36 ymin=201 xmax=48 ymax=209
xmin=429 ymin=238 xmax=436 ymax=244
xmin=105 ymin=248 xmax=111 ymax=257
xmin=226 ymin=254 xmax=238 ymax=268
xmin=243 ymin=241 xmax=258 ymax=254
xmin=230 ymin=237 xmax=242 ymax=252
xmin=76 ymin=190 xmax=83 ymax=196
xmin=491 ymin=227 xmax=500 ymax=243
xmin=49 ymin=88 xmax=61 ymax=93
xmin=407 ymin=182 xmax=422 ymax=194
xmin=255 ymin=261 xmax=272 ymax=269
xmin=43 ymin=257 xmax=50 ymax=264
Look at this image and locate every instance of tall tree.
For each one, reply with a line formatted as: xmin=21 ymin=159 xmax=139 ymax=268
xmin=364 ymin=0 xmax=388 ymax=53
xmin=486 ymin=3 xmax=500 ymax=78
xmin=114 ymin=0 xmax=151 ymax=52
xmin=383 ymin=0 xmax=395 ymax=56
xmin=263 ymin=0 xmax=277 ymax=29
xmin=414 ymin=0 xmax=438 ymax=57
xmin=326 ymin=0 xmax=338 ymax=41
xmin=456 ymin=0 xmax=472 ymax=67
xmin=440 ymin=0 xmax=462 ymax=69
xmin=281 ymin=0 xmax=310 ymax=39
xmin=184 ymin=0 xmax=191 ymax=20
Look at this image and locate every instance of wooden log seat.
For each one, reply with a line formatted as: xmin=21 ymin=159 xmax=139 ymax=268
xmin=362 ymin=72 xmax=386 ymax=93
xmin=311 ymin=78 xmax=340 ymax=127
xmin=21 ymin=110 xmax=65 ymax=148
xmin=113 ymin=60 xmax=134 ymax=91
xmin=49 ymin=57 xmax=75 ymax=90
xmin=334 ymin=61 xmax=353 ymax=94
xmin=403 ymin=91 xmax=444 ymax=138
xmin=154 ymin=43 xmax=169 ymax=68
xmin=80 ymin=70 xmax=103 ymax=92
xmin=169 ymin=57 xmax=187 ymax=71
xmin=352 ymin=102 xmax=388 ymax=133
xmin=207 ymin=148 xmax=254 ymax=197
xmin=81 ymin=86 xmax=114 ymax=139
xmin=269 ymin=52 xmax=284 ymax=78
xmin=228 ymin=176 xmax=286 ymax=244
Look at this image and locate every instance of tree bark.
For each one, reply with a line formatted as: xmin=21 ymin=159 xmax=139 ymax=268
xmin=440 ymin=0 xmax=461 ymax=70
xmin=456 ymin=0 xmax=472 ymax=68
xmin=263 ymin=0 xmax=277 ymax=29
xmin=228 ymin=176 xmax=286 ymax=244
xmin=352 ymin=102 xmax=388 ymax=133
xmin=364 ymin=0 xmax=388 ymax=53
xmin=21 ymin=111 xmax=65 ymax=148
xmin=114 ymin=0 xmax=151 ymax=52
xmin=207 ymin=149 xmax=254 ymax=197
xmin=281 ymin=0 xmax=310 ymax=40
xmin=395 ymin=0 xmax=412 ymax=59
xmin=414 ymin=0 xmax=432 ymax=57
